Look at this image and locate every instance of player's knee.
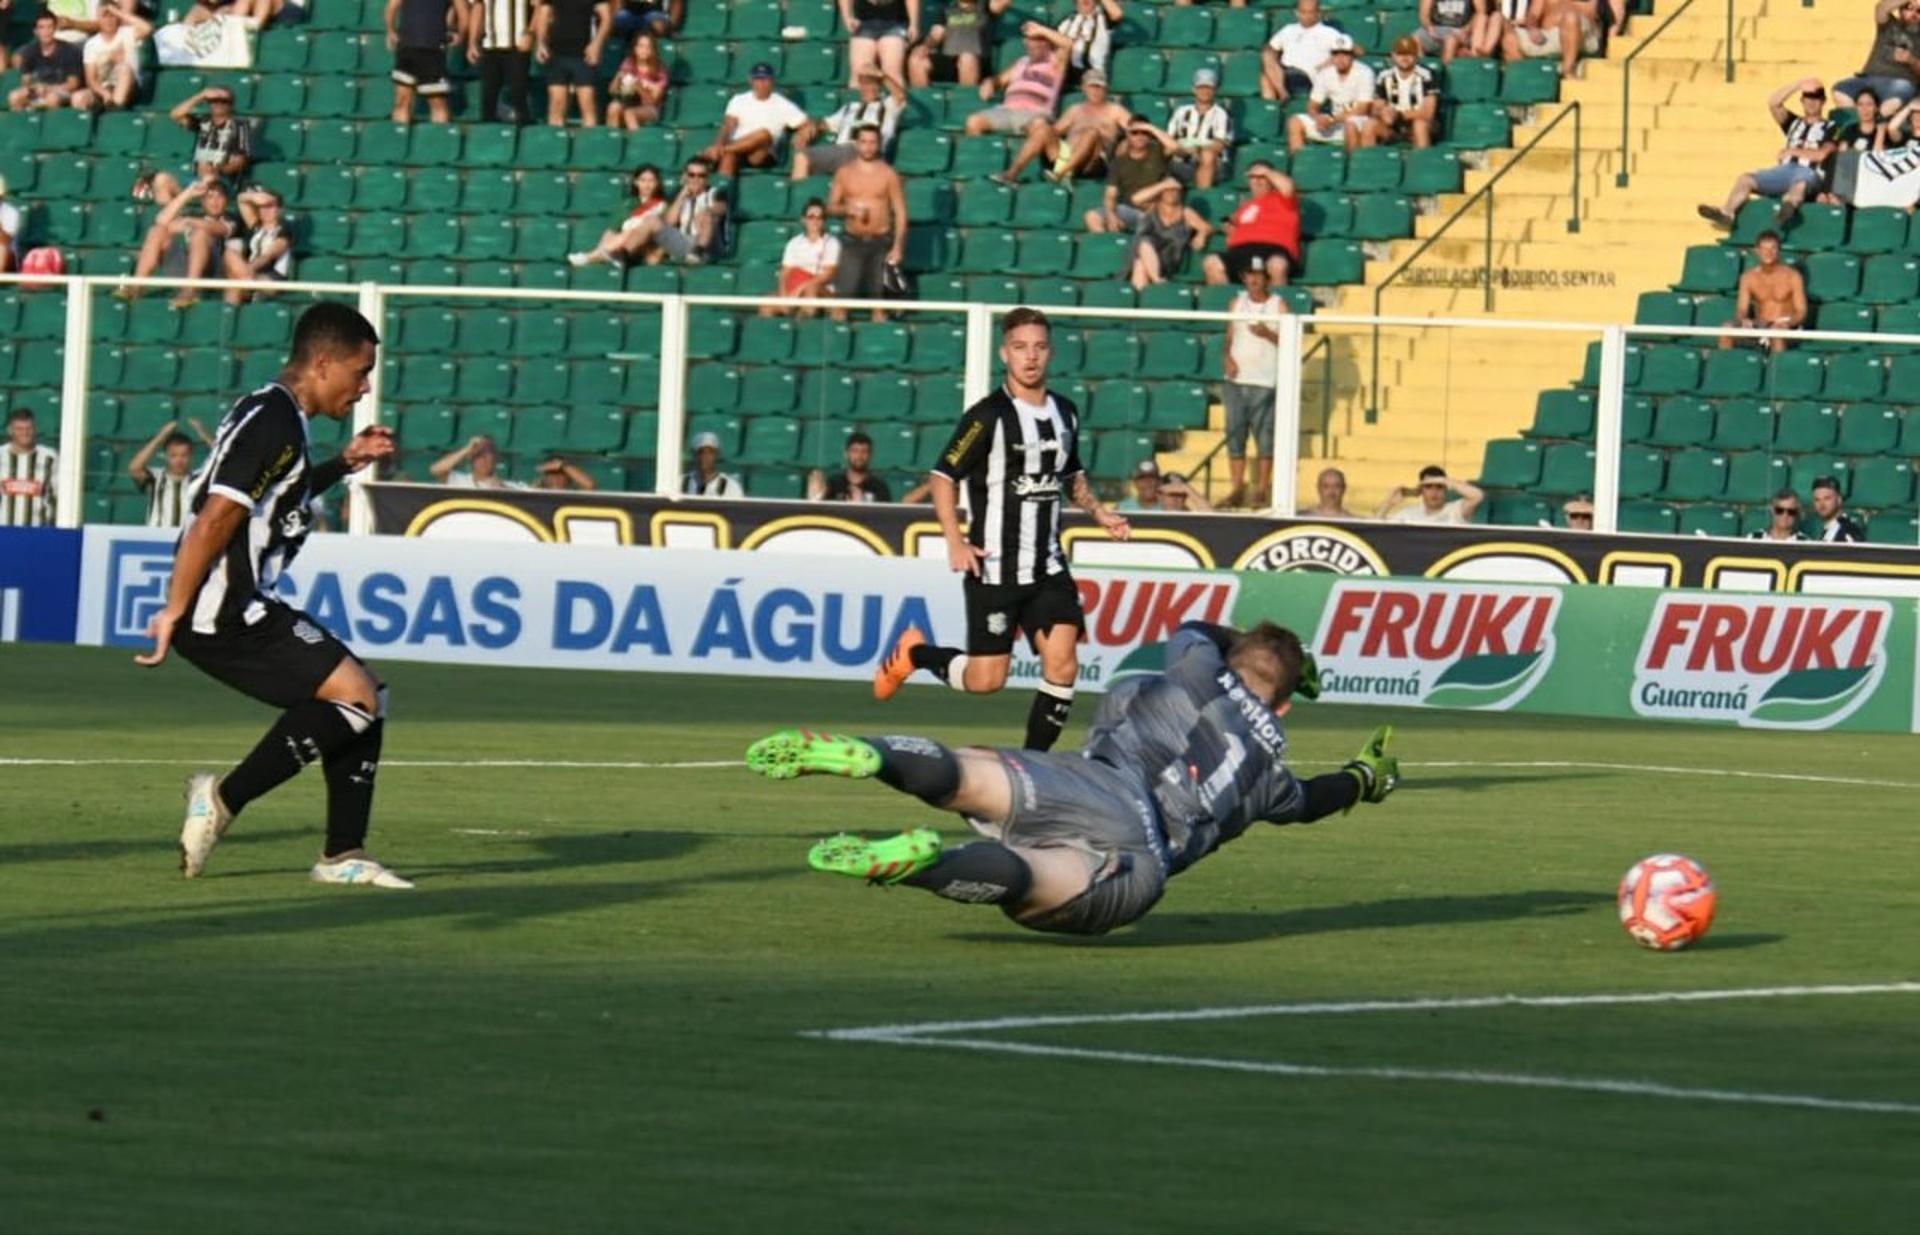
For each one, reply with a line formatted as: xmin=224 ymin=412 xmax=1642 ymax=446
xmin=966 ymin=659 xmax=1011 ymax=692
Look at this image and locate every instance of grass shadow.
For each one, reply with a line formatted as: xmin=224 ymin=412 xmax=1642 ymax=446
xmin=1398 ymin=770 xmax=1614 ymax=793
xmin=1686 ymin=931 xmax=1786 ymax=951
xmin=406 ymin=829 xmax=709 ymax=877
xmin=0 ymin=827 xmax=309 ymax=866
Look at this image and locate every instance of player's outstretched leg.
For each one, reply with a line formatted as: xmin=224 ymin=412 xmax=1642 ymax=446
xmin=874 ymin=626 xmax=973 ymax=700
xmin=178 ymin=771 xmax=234 ymax=878
xmin=808 ymin=828 xmax=1035 ymax=907
xmin=745 ymin=729 xmax=883 ymax=780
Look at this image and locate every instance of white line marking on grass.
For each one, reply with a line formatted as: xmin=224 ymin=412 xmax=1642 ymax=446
xmin=0 ymin=757 xmax=745 ymax=770
xmin=849 ymin=1034 xmax=1920 ymax=1117
xmin=449 ymin=828 xmax=533 ymax=836
xmin=1401 ymin=760 xmax=1920 ymax=790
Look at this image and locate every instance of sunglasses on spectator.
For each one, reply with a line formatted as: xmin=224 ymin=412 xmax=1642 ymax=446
xmin=804 ymin=211 xmax=824 ymax=220
xmin=1774 ymin=505 xmax=1800 ymax=515
xmin=1569 ymin=512 xmax=1593 ymax=520
xmin=683 ymin=168 xmax=707 ymax=178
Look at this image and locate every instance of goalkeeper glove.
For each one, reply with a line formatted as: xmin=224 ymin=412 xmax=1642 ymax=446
xmin=1342 ymin=725 xmax=1399 ymax=807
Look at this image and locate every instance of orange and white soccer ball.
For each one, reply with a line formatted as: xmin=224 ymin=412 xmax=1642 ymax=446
xmin=1617 ymin=854 xmax=1718 ymax=950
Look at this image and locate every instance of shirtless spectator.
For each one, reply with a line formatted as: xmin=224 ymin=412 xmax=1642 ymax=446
xmin=81 ymin=5 xmax=151 ymax=112
xmin=1500 ymin=0 xmax=1604 ymax=81
xmin=1000 ymin=66 xmax=1128 ymax=185
xmin=1834 ymin=0 xmax=1920 ymax=109
xmin=964 ymin=24 xmax=1068 ymax=154
xmin=569 ymin=165 xmax=668 ymax=266
xmin=121 ymin=177 xmax=236 ymax=306
xmin=1262 ymin=0 xmax=1347 ymax=103
xmin=1415 ymin=0 xmax=1481 ymax=62
xmin=1697 ymin=79 xmax=1836 ymax=230
xmin=1084 ymin=121 xmax=1176 ymax=233
xmin=9 ymin=14 xmax=88 ymax=112
xmin=910 ymin=0 xmax=1009 ymax=88
xmin=793 ymin=65 xmax=905 ymax=179
xmin=1288 ymin=36 xmax=1375 ymax=154
xmin=1718 ymin=230 xmax=1806 ymax=353
xmin=761 ymin=197 xmax=840 ymax=318
xmin=1300 ymin=467 xmax=1357 ymax=518
xmin=828 ymin=125 xmax=907 ymax=320
xmin=703 ymin=62 xmax=808 ymax=176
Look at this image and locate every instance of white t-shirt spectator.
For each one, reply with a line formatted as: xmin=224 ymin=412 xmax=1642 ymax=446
xmin=445 ymin=471 xmax=528 ymax=490
xmin=782 ymin=231 xmax=842 ymax=277
xmin=1268 ymin=21 xmax=1349 ymax=76
xmin=1389 ymin=499 xmax=1470 ymax=525
xmin=725 ymin=90 xmax=808 ymax=142
xmin=0 ymin=201 xmax=21 ymax=247
xmin=1227 ymin=291 xmax=1283 ymax=389
xmin=683 ymin=470 xmax=747 ymax=497
xmin=82 ymin=23 xmax=145 ymax=85
xmin=1310 ymin=62 xmax=1376 ymax=113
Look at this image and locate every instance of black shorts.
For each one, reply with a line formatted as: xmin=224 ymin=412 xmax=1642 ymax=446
xmin=1225 ymin=241 xmax=1296 ymax=282
xmin=546 ymin=53 xmax=594 ymax=87
xmin=173 ymin=601 xmax=361 ymax=710
xmin=832 ymin=233 xmax=891 ymax=300
xmin=963 ymin=571 xmax=1084 ymax=657
xmin=393 ymin=45 xmax=450 ymax=94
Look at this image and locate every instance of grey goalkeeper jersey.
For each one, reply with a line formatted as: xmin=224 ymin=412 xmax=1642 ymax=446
xmin=1081 ymin=623 xmax=1307 ymax=877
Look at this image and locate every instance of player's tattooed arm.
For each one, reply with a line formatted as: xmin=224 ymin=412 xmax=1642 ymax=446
xmin=1071 ymin=472 xmax=1132 ymax=540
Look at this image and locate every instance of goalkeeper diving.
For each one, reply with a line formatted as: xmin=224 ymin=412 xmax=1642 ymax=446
xmin=746 ymin=620 xmax=1400 ymax=936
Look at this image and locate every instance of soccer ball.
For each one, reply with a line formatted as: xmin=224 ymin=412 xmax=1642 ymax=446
xmin=1617 ymin=854 xmax=1718 ymax=950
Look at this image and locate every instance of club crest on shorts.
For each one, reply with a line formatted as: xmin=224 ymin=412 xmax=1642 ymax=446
xmin=986 ymin=611 xmax=1009 ymax=636
xmin=291 ymin=619 xmax=325 ymax=645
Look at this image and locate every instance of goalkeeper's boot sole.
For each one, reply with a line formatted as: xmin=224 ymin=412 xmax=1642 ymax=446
xmin=873 ymin=627 xmax=926 ymax=701
xmin=746 ymin=730 xmax=883 ymax=781
xmin=807 ymin=827 xmax=944 ymax=885
xmin=179 ymin=772 xmax=233 ymax=879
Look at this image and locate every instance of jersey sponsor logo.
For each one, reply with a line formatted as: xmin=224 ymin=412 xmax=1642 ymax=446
xmin=1 ymin=478 xmax=45 ymax=497
xmin=1010 ymin=474 xmax=1062 ymax=499
xmin=1314 ymin=581 xmax=1560 ymax=710
xmin=252 ymin=444 xmax=298 ymax=500
xmin=1631 ymin=595 xmax=1892 ymax=729
xmin=104 ymin=540 xmax=176 ymax=646
xmin=943 ymin=419 xmax=984 ymax=468
xmin=1234 ymin=525 xmax=1387 ymax=575
xmin=1072 ymin=576 xmax=1241 ymax=684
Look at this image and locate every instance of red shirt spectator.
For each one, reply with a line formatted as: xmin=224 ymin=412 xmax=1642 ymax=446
xmin=1227 ymin=186 xmax=1300 ymax=257
xmin=1205 ymin=162 xmax=1301 ymax=287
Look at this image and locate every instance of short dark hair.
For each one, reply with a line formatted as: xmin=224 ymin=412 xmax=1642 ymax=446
xmin=1418 ymin=464 xmax=1447 ymax=482
xmin=1773 ymin=487 xmax=1802 ymax=505
xmin=1001 ymin=306 xmax=1051 ymax=337
xmin=7 ymin=407 xmax=33 ymax=424
xmin=846 ymin=431 xmax=873 ymax=448
xmin=1811 ymin=474 xmax=1842 ymax=494
xmin=1755 ymin=229 xmax=1782 ymax=245
xmin=632 ymin=162 xmax=660 ymax=191
xmin=802 ymin=196 xmax=826 ymax=214
xmin=1228 ymin=622 xmax=1306 ymax=705
xmin=853 ymin=123 xmax=882 ymax=138
xmin=163 ymin=431 xmax=193 ymax=450
xmin=289 ymin=302 xmax=380 ymax=366
xmin=33 ymin=12 xmax=53 ymax=25
xmin=683 ymin=157 xmax=712 ymax=175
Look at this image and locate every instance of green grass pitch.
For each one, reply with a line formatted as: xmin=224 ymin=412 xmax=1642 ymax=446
xmin=2 ymin=645 xmax=1916 ymax=1233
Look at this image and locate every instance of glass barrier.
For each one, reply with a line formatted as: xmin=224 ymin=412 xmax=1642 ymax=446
xmin=0 ymin=277 xmax=67 ymax=528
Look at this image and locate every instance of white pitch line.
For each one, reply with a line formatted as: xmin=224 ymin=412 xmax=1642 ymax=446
xmin=1400 ymin=760 xmax=1920 ymax=790
xmin=0 ymin=757 xmax=745 ymax=770
xmin=856 ymin=1034 xmax=1920 ymax=1117
xmin=809 ymin=982 xmax=1920 ymax=1042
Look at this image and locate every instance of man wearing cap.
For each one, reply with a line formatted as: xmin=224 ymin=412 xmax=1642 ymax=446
xmin=793 ymin=65 xmax=906 ymax=179
xmin=1501 ymin=0 xmax=1603 ymax=80
xmin=1415 ymin=0 xmax=1479 ymax=62
xmin=1561 ymin=494 xmax=1595 ymax=530
xmin=1699 ymin=79 xmax=1837 ymax=230
xmin=683 ymin=431 xmax=746 ymax=498
xmin=1165 ymin=67 xmax=1234 ymax=188
xmin=1263 ymin=0 xmax=1350 ymax=102
xmin=1202 ymin=160 xmax=1300 ymax=287
xmin=1289 ymin=34 xmax=1377 ymax=153
xmin=1300 ymin=467 xmax=1356 ymax=518
xmin=1372 ymin=36 xmax=1441 ymax=148
xmin=534 ymin=0 xmax=612 ymax=128
xmin=1376 ymin=464 xmax=1484 ymax=524
xmin=705 ymin=62 xmax=811 ymax=176
xmin=1810 ymin=476 xmax=1866 ymax=542
xmin=965 ymin=23 xmax=1068 ymax=141
xmin=141 ymin=86 xmax=253 ymax=207
xmin=431 ymin=435 xmax=526 ymax=489
xmin=386 ymin=0 xmax=462 ymax=125
xmin=1116 ymin=459 xmax=1161 ymax=511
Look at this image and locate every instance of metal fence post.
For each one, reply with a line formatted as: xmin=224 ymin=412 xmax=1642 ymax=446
xmin=1568 ymin=101 xmax=1582 ymax=233
xmin=54 ymin=275 xmax=91 ymax=529
xmin=347 ymin=281 xmax=385 ymax=535
xmin=1483 ymin=190 xmax=1495 ymax=313
xmin=962 ymin=301 xmax=995 ymax=409
xmin=1267 ymin=313 xmax=1306 ymax=519
xmin=654 ymin=294 xmax=689 ymax=497
xmin=1592 ymin=325 xmax=1628 ymax=534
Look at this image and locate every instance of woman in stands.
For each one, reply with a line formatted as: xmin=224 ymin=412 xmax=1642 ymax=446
xmin=1128 ymin=183 xmax=1213 ymax=291
xmin=762 ymin=198 xmax=842 ymax=319
xmin=842 ymin=0 xmax=917 ymax=91
xmin=566 ymin=165 xmax=668 ymax=267
xmin=607 ymin=32 xmax=670 ymax=129
xmin=1471 ymin=0 xmax=1528 ymax=59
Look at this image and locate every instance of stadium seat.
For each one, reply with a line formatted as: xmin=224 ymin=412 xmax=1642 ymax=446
xmin=1698 ymin=348 xmax=1762 ymax=397
xmin=1648 ymin=397 xmax=1714 ymax=447
xmin=1633 ymin=345 xmax=1701 ymax=395
xmin=1536 ymin=443 xmax=1596 ymax=495
xmin=1527 ymin=389 xmax=1595 ymax=439
xmin=1660 ymin=449 xmax=1728 ymax=501
xmin=1634 ymin=292 xmax=1694 ymax=328
xmin=1708 ymin=398 xmax=1775 ymax=449
xmin=1867 ymin=509 xmax=1920 ymax=544
xmin=1773 ymin=400 xmax=1838 ymax=452
xmin=1780 ymin=202 xmax=1846 ymax=250
xmin=1723 ymin=451 xmax=1789 ymax=504
xmin=1846 ymin=206 xmax=1909 ymax=254
xmin=1677 ymin=504 xmax=1741 ymax=538
xmin=1445 ymin=58 xmax=1500 ymax=102
xmin=1402 ymin=148 xmax=1463 ymax=195
xmin=1618 ymin=448 xmax=1665 ymax=498
xmin=1849 ymin=456 xmax=1914 ymax=509
xmin=1674 ymin=243 xmax=1741 ymax=293
xmin=1479 ymin=438 xmax=1543 ymax=488
xmin=1763 ymin=351 xmax=1825 ymax=399
xmin=1821 ymin=352 xmax=1885 ymax=400
xmin=1857 ymin=254 xmax=1920 ymax=304
xmin=1618 ymin=500 xmax=1678 ymax=534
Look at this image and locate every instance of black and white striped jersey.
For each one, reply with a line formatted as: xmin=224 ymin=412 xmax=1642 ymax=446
xmin=0 ymin=443 xmax=57 ymax=527
xmin=478 ymin=0 xmax=534 ymax=51
xmin=1376 ymin=62 xmax=1439 ymax=112
xmin=933 ymin=386 xmax=1084 ymax=587
xmin=141 ymin=466 xmax=194 ymax=528
xmin=182 ymin=383 xmax=324 ymax=636
xmin=1167 ymin=101 xmax=1233 ymax=149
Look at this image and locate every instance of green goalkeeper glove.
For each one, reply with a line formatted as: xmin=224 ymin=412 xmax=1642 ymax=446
xmin=1342 ymin=725 xmax=1399 ymax=806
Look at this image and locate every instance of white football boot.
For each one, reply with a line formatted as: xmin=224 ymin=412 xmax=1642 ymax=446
xmin=310 ymin=850 xmax=415 ymax=889
xmin=179 ymin=773 xmax=233 ymax=878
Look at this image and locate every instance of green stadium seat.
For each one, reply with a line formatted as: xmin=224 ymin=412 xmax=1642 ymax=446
xmin=1527 ymin=389 xmax=1594 ymax=439
xmin=1138 ymin=283 xmax=1196 ymax=316
xmin=1819 ymin=352 xmax=1884 ymax=402
xmin=1072 ymin=234 xmax=1132 ymax=279
xmin=514 ymin=409 xmax=570 ymax=456
xmin=1447 ymin=103 xmax=1510 ymax=150
xmin=1676 ymin=504 xmax=1740 ymax=537
xmin=904 ymin=324 xmax=965 ymax=373
xmin=953 ymin=228 xmax=1015 ymax=272
xmin=513 ymin=311 xmax=566 ymax=356
xmin=1900 ymin=409 xmax=1920 ymax=454
xmin=1140 ymin=334 xmax=1201 ymax=379
xmin=738 ymin=416 xmax=801 ymax=466
xmin=1445 ymin=58 xmax=1500 ymax=102
xmin=1290 ymin=146 xmax=1345 ymax=191
xmin=1537 ymin=442 xmax=1595 ymax=495
xmin=1616 ymin=500 xmax=1677 ymax=535
xmin=462 ymin=169 xmax=518 ymax=214
xmin=1403 ymin=148 xmax=1463 ymax=195
xmin=1620 ymin=395 xmax=1656 ymax=443
xmin=1634 ymin=345 xmax=1702 ymax=394
xmin=356 ymin=167 xmax=408 ymax=211
xmin=1787 ymin=455 xmax=1848 ymax=502
xmin=399 ymin=406 xmax=458 ymax=450
xmin=796 ymin=370 xmax=856 ymax=419
xmin=1708 ymin=398 xmax=1775 ymax=449
xmin=955 ymin=181 xmax=1013 ymax=226
xmin=1345 ymin=148 xmax=1404 ymax=192
xmin=1351 ymin=194 xmax=1412 ymax=240
xmin=1479 ymin=438 xmax=1543 ymax=488
xmin=1619 ymin=448 xmax=1665 ymax=498
xmin=1160 ymin=5 xmax=1214 ymax=46
xmin=568 ymin=360 xmax=624 ymax=406
xmin=1763 ymin=351 xmax=1824 ymax=399
xmin=1866 ymin=509 xmax=1920 ymax=544
xmin=1239 ymin=99 xmax=1284 ymax=141
xmin=1674 ymin=244 xmax=1741 ymax=293
xmin=1499 ymin=59 xmax=1562 ymax=105
xmin=1299 ymin=239 xmax=1364 ymax=285
xmin=454 ymin=359 xmax=514 ymax=404
xmin=686 ymin=307 xmax=739 ymax=358
xmin=1849 ymin=456 xmax=1914 ymax=509
xmin=735 ymin=317 xmax=795 ymax=364
xmin=456 ymin=406 xmax=513 ymax=444
xmin=1146 ymin=383 xmax=1209 ymax=431
xmin=897 ymin=132 xmax=955 ymax=178
xmin=742 ymin=369 xmax=799 ymax=416
xmin=1660 ymin=449 xmax=1728 ymax=501
xmin=1083 ymin=329 xmax=1140 ymax=377
xmin=1723 ymin=451 xmax=1790 ymax=503
xmin=1634 ymin=292 xmax=1695 ymax=328
xmin=1773 ymin=400 xmax=1838 ymax=451
xmin=1648 ymin=396 xmax=1714 ymax=446
xmin=1487 ymin=493 xmax=1554 ymax=527
xmin=1012 ymin=183 xmax=1071 ymax=228
xmin=399 ymin=306 xmax=457 ymax=354
xmin=1691 ymin=294 xmax=1738 ymax=327
xmin=1698 ymin=347 xmax=1762 ymax=396
xmin=1782 ymin=202 xmax=1847 ymax=250
xmin=405 ymin=168 xmax=462 ymax=212
xmin=793 ymin=319 xmax=853 ymax=366
xmin=346 ymin=214 xmax=406 ymax=257
xmin=463 ymin=124 xmax=519 ymax=168
xmin=1109 ymin=48 xmax=1167 ymax=93
xmin=852 ymin=373 xmax=913 ymax=422
xmin=1857 ymin=253 xmax=1920 ymax=304
xmin=1215 ymin=6 xmax=1271 ymax=46
xmin=852 ymin=322 xmax=911 ymax=368
xmin=964 ymin=274 xmax=1020 ymax=304
xmin=306 ymin=77 xmax=362 ymax=120
xmin=1847 ymin=206 xmax=1908 ymax=253
xmin=951 ymin=135 xmax=1011 ymax=180
xmin=1803 ymin=251 xmax=1859 ymax=301
xmin=1808 ymin=301 xmax=1876 ymax=349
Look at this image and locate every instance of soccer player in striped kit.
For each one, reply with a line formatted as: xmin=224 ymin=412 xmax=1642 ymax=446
xmin=874 ymin=307 xmax=1131 ymax=751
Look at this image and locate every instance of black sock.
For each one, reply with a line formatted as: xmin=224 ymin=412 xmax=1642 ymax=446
xmin=221 ymin=699 xmax=367 ymax=816
xmin=1023 ymin=679 xmax=1076 ymax=751
xmin=1297 ymin=770 xmax=1363 ymax=822
xmin=864 ymin=734 xmax=962 ymax=807
xmin=908 ymin=641 xmax=967 ymax=689
xmin=322 ymin=718 xmax=383 ymax=857
xmin=901 ymin=842 xmax=1033 ymax=905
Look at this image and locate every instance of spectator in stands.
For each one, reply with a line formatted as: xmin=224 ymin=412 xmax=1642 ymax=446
xmin=0 ymin=407 xmax=57 ymax=528
xmin=80 ymin=5 xmax=149 ymax=112
xmin=841 ymin=0 xmax=918 ymax=90
xmin=761 ymin=197 xmax=840 ymax=317
xmin=568 ymin=164 xmax=668 ymax=266
xmin=468 ymin=0 xmax=536 ymax=125
xmin=793 ymin=65 xmax=905 ymax=179
xmin=683 ymin=431 xmax=746 ymax=497
xmin=1262 ymin=0 xmax=1346 ymax=103
xmin=1810 ymin=475 xmax=1866 ymax=542
xmin=1085 ymin=120 xmax=1174 ymax=232
xmin=612 ymin=0 xmax=681 ymax=39
xmin=1055 ymin=0 xmax=1122 ymax=86
xmin=1159 ymin=472 xmax=1213 ymax=513
xmin=1469 ymin=0 xmax=1524 ymax=59
xmin=9 ymin=14 xmax=87 ymax=112
xmin=621 ymin=159 xmax=729 ymax=265
xmin=808 ymin=432 xmax=893 ymax=502
xmin=1202 ymin=160 xmax=1300 ymax=287
xmin=1416 ymin=0 xmax=1480 ymax=63
xmin=1372 ymin=36 xmax=1441 ymax=148
xmin=0 ymin=177 xmax=19 ymax=273
xmin=606 ymin=31 xmax=670 ymax=129
xmin=1835 ymin=0 xmax=1920 ymax=109
xmin=1116 ymin=459 xmax=1160 ymax=512
xmin=1128 ymin=183 xmax=1212 ymax=290
xmin=703 ymin=62 xmax=808 ymax=175
xmin=536 ymin=456 xmax=599 ymax=490
xmin=47 ymin=0 xmax=101 ymax=47
xmin=122 ymin=177 xmax=236 ymax=306
xmin=1014 ymin=66 xmax=1129 ymax=184
xmin=1301 ymin=467 xmax=1356 ymax=517
xmin=185 ymin=0 xmax=286 ymax=30
xmin=1222 ymin=263 xmax=1283 ymax=507
xmin=432 ymin=435 xmax=525 ymax=488
xmin=387 ymin=0 xmax=461 ymax=125
xmin=1698 ymin=81 xmax=1836 ymax=229
xmin=910 ymin=0 xmax=1010 ymax=88
xmin=535 ymin=0 xmax=612 ymax=128
xmin=140 ymin=87 xmax=253 ymax=207
xmin=1561 ymin=494 xmax=1594 ymax=529
xmin=128 ymin=418 xmax=215 ymax=528
xmin=1717 ymin=230 xmax=1805 ymax=352
xmin=1376 ymin=465 xmax=1484 ymax=523
xmin=222 ymin=186 xmax=292 ymax=304
xmin=828 ymin=125 xmax=908 ymax=319
xmin=1288 ymin=35 xmax=1376 ymax=153
xmin=964 ymin=24 xmax=1067 ymax=149
xmin=1166 ymin=67 xmax=1233 ymax=189
xmin=1750 ymin=488 xmax=1807 ymax=541
xmin=1500 ymin=0 xmax=1603 ymax=81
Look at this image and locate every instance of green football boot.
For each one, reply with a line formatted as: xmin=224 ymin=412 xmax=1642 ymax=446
xmin=746 ymin=729 xmax=883 ymax=780
xmin=1343 ymin=725 xmax=1400 ymax=806
xmin=807 ymin=827 xmax=945 ymax=885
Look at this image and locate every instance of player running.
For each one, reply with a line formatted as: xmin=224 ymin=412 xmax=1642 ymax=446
xmin=135 ymin=302 xmax=413 ymax=888
xmin=873 ymin=306 xmax=1131 ymax=751
xmin=750 ymin=620 xmax=1400 ymax=936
